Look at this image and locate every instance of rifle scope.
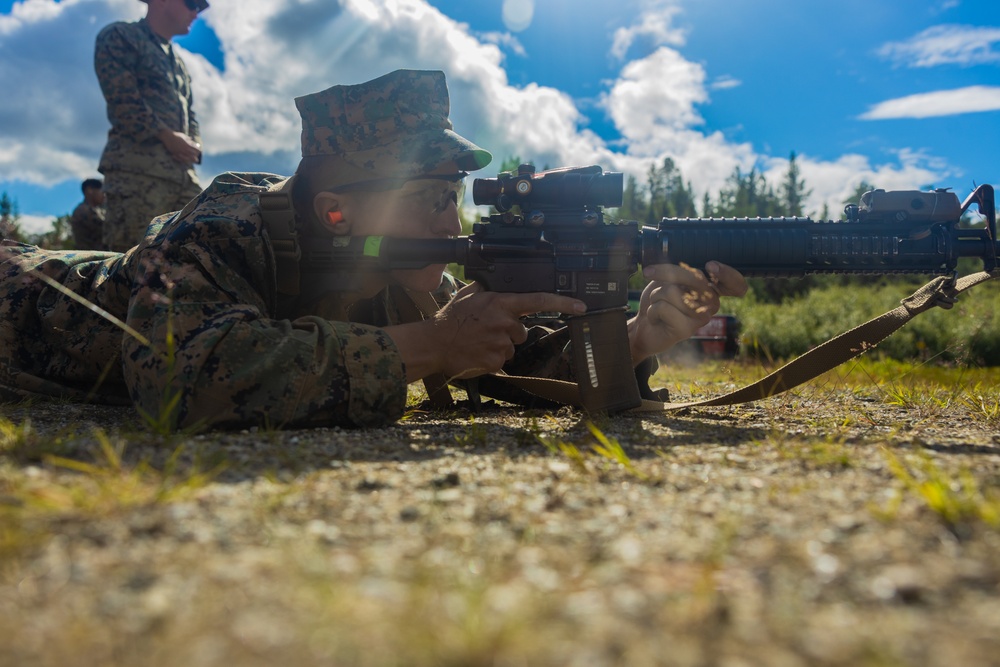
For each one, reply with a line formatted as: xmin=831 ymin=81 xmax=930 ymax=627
xmin=473 ymin=164 xmax=623 ymax=213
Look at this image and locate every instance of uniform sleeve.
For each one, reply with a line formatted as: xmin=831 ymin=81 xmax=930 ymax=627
xmin=187 ymin=79 xmax=201 ymax=146
xmin=95 ymin=24 xmax=166 ymax=145
xmin=121 ymin=239 xmax=408 ymax=430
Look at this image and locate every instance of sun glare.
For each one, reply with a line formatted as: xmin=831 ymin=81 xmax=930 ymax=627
xmin=502 ymin=0 xmax=534 ymax=32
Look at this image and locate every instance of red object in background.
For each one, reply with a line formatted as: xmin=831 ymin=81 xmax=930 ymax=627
xmin=690 ymin=315 xmax=741 ymax=358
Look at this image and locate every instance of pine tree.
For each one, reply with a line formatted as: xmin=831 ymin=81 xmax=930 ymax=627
xmin=717 ymin=167 xmax=780 ymax=217
xmin=779 ymin=151 xmax=811 ymax=216
xmin=843 ymin=181 xmax=876 ymax=209
xmin=0 ymin=191 xmax=22 ymax=241
xmin=616 ymin=174 xmax=647 ymax=222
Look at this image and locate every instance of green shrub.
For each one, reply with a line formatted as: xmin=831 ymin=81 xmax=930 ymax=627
xmin=723 ymin=277 xmax=1000 ymax=365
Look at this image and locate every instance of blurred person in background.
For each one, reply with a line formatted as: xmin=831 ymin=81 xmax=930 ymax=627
xmin=69 ymin=178 xmax=106 ymax=250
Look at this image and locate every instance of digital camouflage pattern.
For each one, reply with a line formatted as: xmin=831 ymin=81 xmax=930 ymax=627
xmin=296 ymin=69 xmax=491 ymax=185
xmin=95 ymin=17 xmax=201 ymax=183
xmin=101 ymin=169 xmax=201 ymax=252
xmin=96 ymin=17 xmax=202 ymax=251
xmin=0 ymin=243 xmax=131 ymax=406
xmin=69 ymin=201 xmax=106 ymax=250
xmin=0 ymin=172 xmax=580 ymax=430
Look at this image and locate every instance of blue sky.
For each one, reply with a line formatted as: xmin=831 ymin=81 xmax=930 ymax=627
xmin=1 ymin=0 xmax=998 ymax=234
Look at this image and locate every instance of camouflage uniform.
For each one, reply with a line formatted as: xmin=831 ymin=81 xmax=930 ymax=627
xmin=0 ymin=172 xmax=575 ymax=429
xmin=95 ymin=17 xmax=202 ymax=252
xmin=0 ymin=70 xmax=585 ymax=430
xmin=69 ymin=201 xmax=106 ymax=250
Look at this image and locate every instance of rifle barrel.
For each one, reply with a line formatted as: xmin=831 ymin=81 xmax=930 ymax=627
xmin=642 ymin=217 xmax=992 ymax=277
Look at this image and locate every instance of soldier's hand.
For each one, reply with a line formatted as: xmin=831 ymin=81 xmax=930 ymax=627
xmin=628 ymin=261 xmax=747 ymax=364
xmin=158 ymin=129 xmax=202 ymax=165
xmin=388 ymin=282 xmax=587 ymax=383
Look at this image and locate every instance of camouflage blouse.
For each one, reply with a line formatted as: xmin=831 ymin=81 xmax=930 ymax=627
xmin=95 ymin=18 xmax=201 ymax=183
xmin=0 ymin=173 xmax=578 ymax=430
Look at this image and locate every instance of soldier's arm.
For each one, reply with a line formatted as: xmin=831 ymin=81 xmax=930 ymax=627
xmin=186 ymin=68 xmax=202 ymax=147
xmin=121 ymin=241 xmax=409 ymax=430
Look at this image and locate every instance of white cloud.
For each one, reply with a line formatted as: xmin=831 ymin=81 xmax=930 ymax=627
xmin=0 ymin=0 xmax=81 ymax=35
xmin=605 ymin=48 xmax=708 ymax=135
xmin=0 ymin=0 xmax=140 ymax=184
xmin=877 ymin=24 xmax=1000 ymax=68
xmin=859 ymin=85 xmax=1000 ymax=119
xmin=764 ymin=149 xmax=954 ymax=219
xmin=599 ymin=47 xmax=756 ymax=200
xmin=0 ymin=0 xmax=971 ymax=231
xmin=709 ymin=75 xmax=741 ymax=91
xmin=477 ymin=31 xmax=526 ymax=58
xmin=610 ymin=0 xmax=685 ymax=60
xmin=16 ymin=213 xmax=56 ymax=236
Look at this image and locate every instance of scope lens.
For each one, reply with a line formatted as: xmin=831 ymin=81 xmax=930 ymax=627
xmin=472 ymin=178 xmax=502 ymax=205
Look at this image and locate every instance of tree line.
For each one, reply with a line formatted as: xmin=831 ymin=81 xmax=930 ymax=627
xmin=0 ymin=191 xmax=73 ymax=249
xmin=615 ymin=151 xmax=875 ymax=223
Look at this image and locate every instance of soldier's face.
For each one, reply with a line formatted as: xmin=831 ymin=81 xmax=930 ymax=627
xmin=348 ymin=164 xmax=465 ymax=293
xmin=166 ymin=0 xmax=200 ymax=35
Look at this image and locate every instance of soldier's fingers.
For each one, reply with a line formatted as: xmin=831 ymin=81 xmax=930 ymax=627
xmin=705 ymin=261 xmax=749 ymax=297
xmin=458 ymin=281 xmax=484 ymax=297
xmin=500 ymin=291 xmax=587 ymax=318
xmin=509 ymin=320 xmax=529 ymax=345
xmin=642 ymin=262 xmax=714 ymax=290
xmin=651 ymin=284 xmax=717 ymax=318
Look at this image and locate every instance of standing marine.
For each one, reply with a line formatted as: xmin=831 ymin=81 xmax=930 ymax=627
xmin=94 ymin=0 xmax=209 ymax=251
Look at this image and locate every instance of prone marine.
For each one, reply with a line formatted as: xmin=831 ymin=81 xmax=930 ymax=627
xmin=0 ymin=70 xmax=747 ymax=431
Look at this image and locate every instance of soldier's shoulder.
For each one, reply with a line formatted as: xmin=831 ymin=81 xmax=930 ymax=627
xmin=200 ymin=172 xmax=289 ymax=196
xmin=150 ymin=173 xmax=290 ymax=245
xmin=96 ymin=20 xmax=141 ymax=44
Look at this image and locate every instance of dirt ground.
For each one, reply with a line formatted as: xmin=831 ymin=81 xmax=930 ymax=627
xmin=1 ymin=362 xmax=999 ymax=667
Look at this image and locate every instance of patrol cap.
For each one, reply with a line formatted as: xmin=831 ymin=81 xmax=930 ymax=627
xmin=295 ymin=70 xmax=492 ymax=188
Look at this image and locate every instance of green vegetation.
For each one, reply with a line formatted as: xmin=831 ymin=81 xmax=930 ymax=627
xmin=721 ymin=277 xmax=1000 ymax=365
xmin=883 ymin=448 xmax=1000 ymax=533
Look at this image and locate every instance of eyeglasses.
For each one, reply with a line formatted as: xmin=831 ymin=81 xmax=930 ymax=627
xmin=328 ymin=172 xmax=468 ymax=215
xmin=182 ymin=0 xmax=208 ymax=13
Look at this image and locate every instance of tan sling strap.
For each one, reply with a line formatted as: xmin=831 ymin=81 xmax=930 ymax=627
xmin=635 ymin=269 xmax=997 ymax=411
xmin=410 ymin=270 xmax=997 ymax=412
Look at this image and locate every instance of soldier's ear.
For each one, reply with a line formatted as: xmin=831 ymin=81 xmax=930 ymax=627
xmin=313 ymin=192 xmax=351 ymax=236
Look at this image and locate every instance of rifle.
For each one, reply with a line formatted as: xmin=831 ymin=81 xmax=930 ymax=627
xmin=309 ymin=164 xmax=998 ymax=413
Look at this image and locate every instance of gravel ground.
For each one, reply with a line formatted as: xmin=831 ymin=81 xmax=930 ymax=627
xmin=1 ymin=366 xmax=999 ymax=667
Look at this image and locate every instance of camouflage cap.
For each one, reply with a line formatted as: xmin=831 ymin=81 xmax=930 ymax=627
xmin=295 ymin=70 xmax=492 ymax=186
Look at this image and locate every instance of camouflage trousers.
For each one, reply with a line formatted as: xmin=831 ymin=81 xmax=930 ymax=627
xmin=102 ymin=170 xmax=202 ymax=252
